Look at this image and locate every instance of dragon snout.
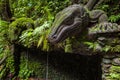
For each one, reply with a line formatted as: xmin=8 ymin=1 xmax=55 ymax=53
xmin=47 ymin=34 xmax=57 ymax=44
xmin=52 ymin=35 xmax=57 ymax=39
xmin=48 ymin=35 xmax=56 ymax=40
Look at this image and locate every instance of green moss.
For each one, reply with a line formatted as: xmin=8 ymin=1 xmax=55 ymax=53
xmin=28 ymin=60 xmax=46 ymax=78
xmin=65 ymin=38 xmax=72 ymax=53
xmin=19 ymin=53 xmax=46 ymax=79
xmin=110 ymin=45 xmax=120 ymax=52
xmin=106 ymin=65 xmax=120 ymax=80
xmin=6 ymin=56 xmax=15 ymax=73
xmin=19 ymin=55 xmax=33 ymax=79
xmin=109 ymin=73 xmax=120 ymax=80
xmin=110 ymin=65 xmax=120 ymax=73
xmin=9 ymin=18 xmax=34 ymax=29
xmin=0 ymin=55 xmax=15 ymax=79
xmin=9 ymin=17 xmax=34 ymax=41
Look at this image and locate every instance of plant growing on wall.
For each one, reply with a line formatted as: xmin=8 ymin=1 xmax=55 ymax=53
xmin=0 ymin=0 xmax=120 ymax=79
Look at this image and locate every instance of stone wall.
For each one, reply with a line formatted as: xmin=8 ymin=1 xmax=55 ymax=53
xmin=102 ymin=53 xmax=120 ymax=80
xmin=15 ymin=48 xmax=120 ymax=80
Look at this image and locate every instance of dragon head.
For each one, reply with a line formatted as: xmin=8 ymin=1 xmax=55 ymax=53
xmin=48 ymin=4 xmax=89 ymax=44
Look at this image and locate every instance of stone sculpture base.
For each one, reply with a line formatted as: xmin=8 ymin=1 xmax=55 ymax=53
xmin=102 ymin=53 xmax=120 ymax=80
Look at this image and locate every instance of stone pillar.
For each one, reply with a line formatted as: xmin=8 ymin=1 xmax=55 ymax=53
xmin=101 ymin=54 xmax=120 ymax=80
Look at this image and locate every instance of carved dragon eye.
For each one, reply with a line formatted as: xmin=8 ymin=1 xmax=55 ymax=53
xmin=62 ymin=16 xmax=74 ymax=25
xmin=64 ymin=19 xmax=74 ymax=25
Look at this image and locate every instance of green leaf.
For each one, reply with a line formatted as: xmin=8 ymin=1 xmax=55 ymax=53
xmin=103 ymin=45 xmax=111 ymax=52
xmin=84 ymin=42 xmax=94 ymax=49
xmin=65 ymin=44 xmax=72 ymax=53
xmin=37 ymin=36 xmax=44 ymax=47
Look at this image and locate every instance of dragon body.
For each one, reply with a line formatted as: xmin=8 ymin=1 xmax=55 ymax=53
xmin=48 ymin=0 xmax=120 ymax=54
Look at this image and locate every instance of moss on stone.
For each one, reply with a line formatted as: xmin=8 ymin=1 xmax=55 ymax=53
xmin=110 ymin=65 xmax=120 ymax=73
xmin=105 ymin=65 xmax=120 ymax=80
xmin=109 ymin=73 xmax=120 ymax=80
xmin=19 ymin=53 xmax=47 ymax=79
xmin=9 ymin=17 xmax=34 ymax=41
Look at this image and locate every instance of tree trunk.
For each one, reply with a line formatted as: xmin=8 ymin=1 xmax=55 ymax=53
xmin=85 ymin=0 xmax=100 ymax=10
xmin=0 ymin=0 xmax=12 ymax=21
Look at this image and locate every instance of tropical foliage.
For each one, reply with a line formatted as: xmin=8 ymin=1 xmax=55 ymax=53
xmin=0 ymin=0 xmax=120 ymax=79
xmin=0 ymin=0 xmax=71 ymax=79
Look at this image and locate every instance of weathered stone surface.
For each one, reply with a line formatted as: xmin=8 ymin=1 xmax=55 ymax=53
xmin=103 ymin=55 xmax=116 ymax=59
xmin=102 ymin=58 xmax=112 ymax=64
xmin=112 ymin=58 xmax=120 ymax=66
xmin=102 ymin=64 xmax=111 ymax=68
xmin=102 ymin=54 xmax=120 ymax=80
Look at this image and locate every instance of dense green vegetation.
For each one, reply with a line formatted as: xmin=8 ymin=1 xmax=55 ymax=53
xmin=0 ymin=0 xmax=120 ymax=79
xmin=0 ymin=0 xmax=71 ymax=79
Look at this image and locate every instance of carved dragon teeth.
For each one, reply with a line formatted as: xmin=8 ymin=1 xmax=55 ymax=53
xmin=88 ymin=22 xmax=120 ymax=35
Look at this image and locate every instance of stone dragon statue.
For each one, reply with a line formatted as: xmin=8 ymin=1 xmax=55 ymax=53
xmin=48 ymin=0 xmax=120 ymax=55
